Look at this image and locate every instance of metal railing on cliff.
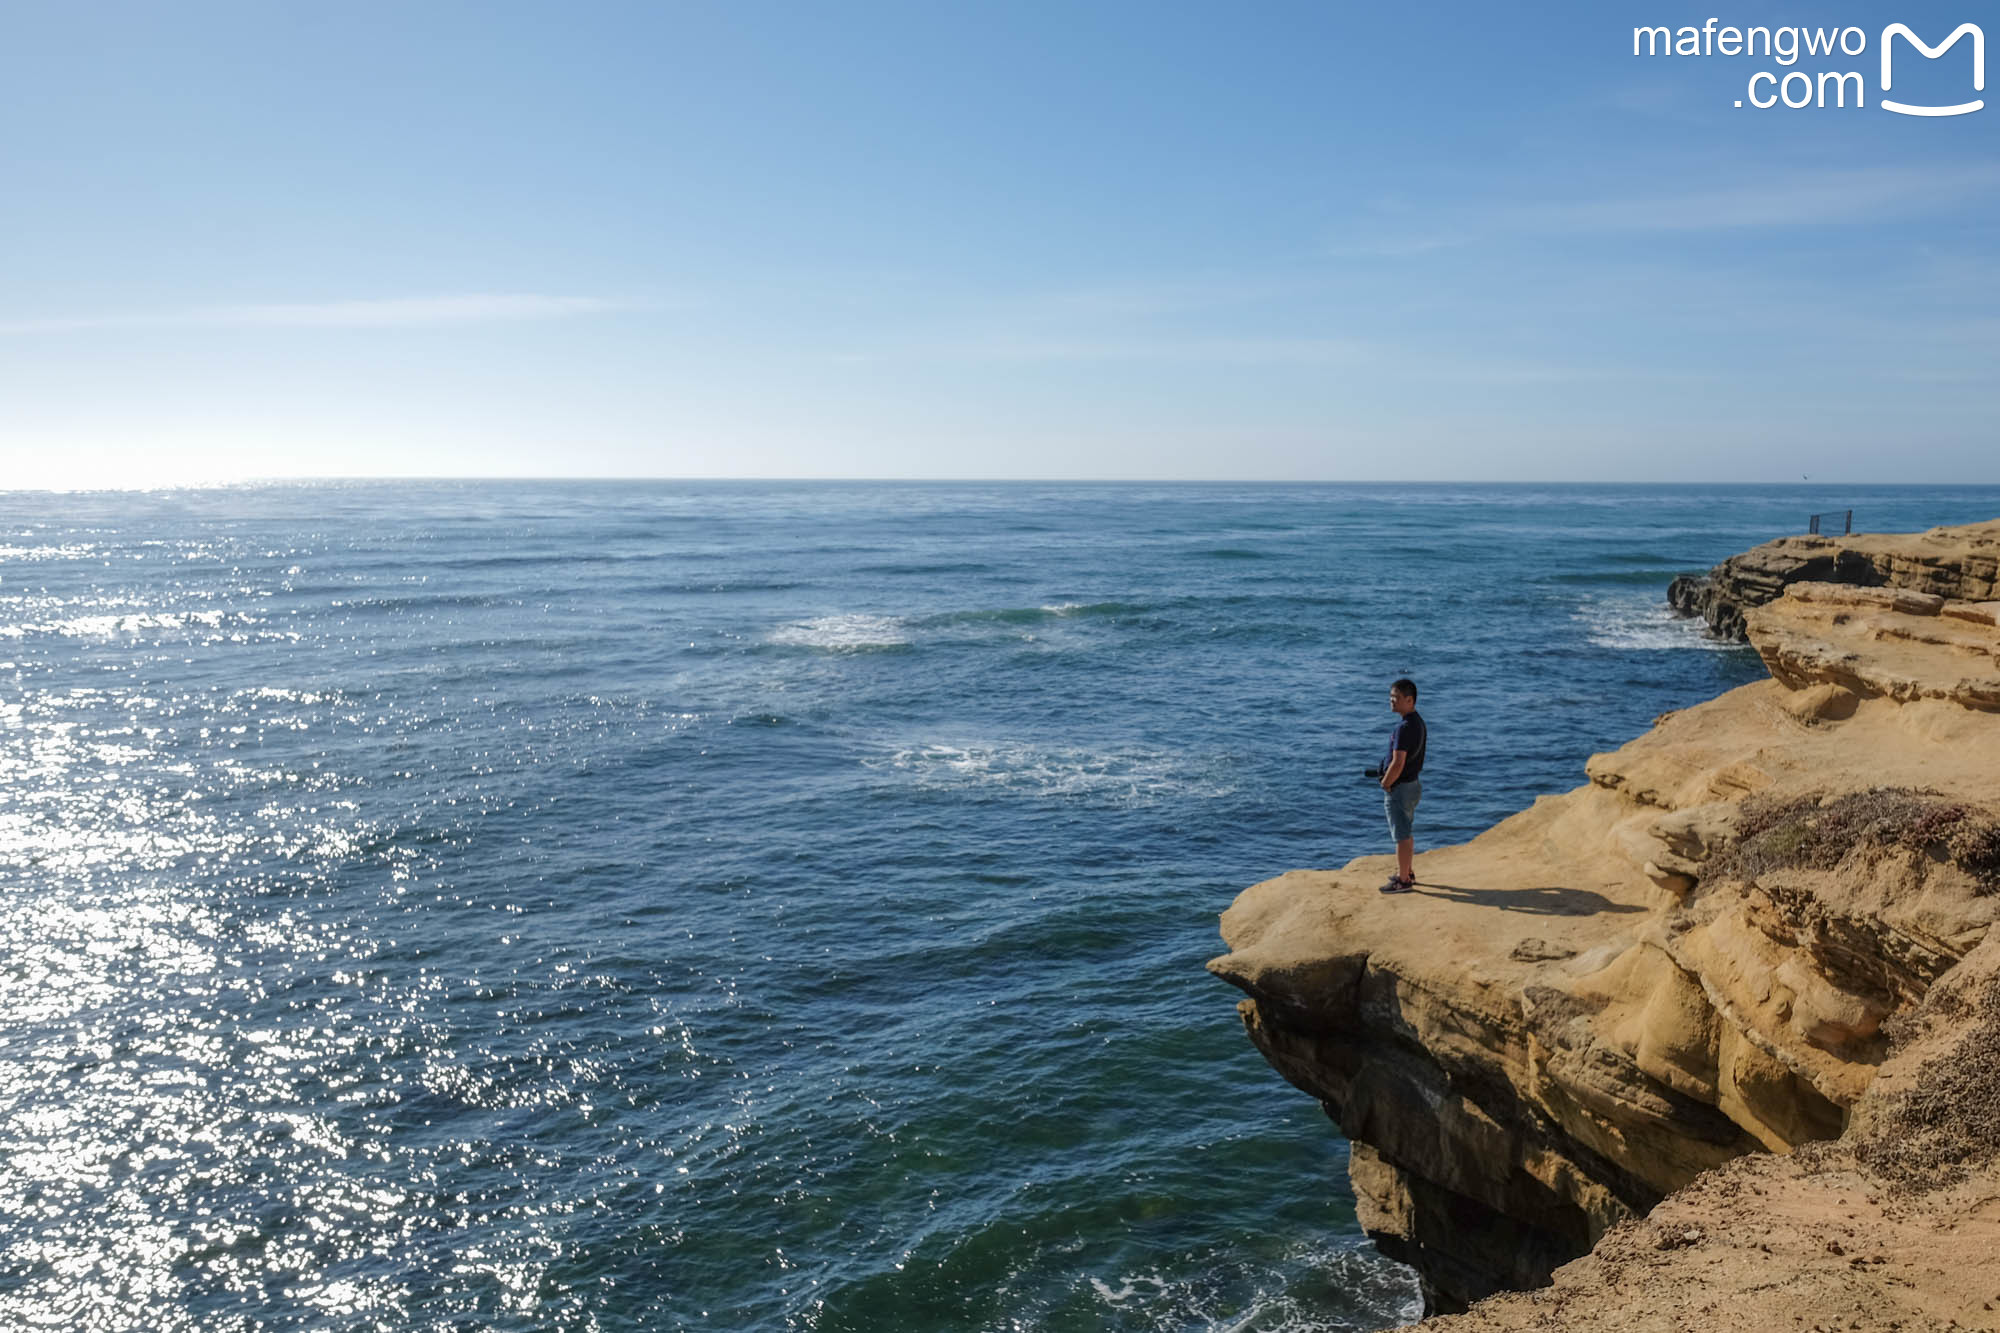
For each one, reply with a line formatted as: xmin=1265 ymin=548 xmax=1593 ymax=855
xmin=1808 ymin=510 xmax=1853 ymax=536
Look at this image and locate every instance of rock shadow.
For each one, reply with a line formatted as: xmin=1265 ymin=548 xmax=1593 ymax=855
xmin=1406 ymin=882 xmax=1645 ymax=917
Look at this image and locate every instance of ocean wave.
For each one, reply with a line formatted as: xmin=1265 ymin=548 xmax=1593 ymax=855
xmin=1545 ymin=568 xmax=1689 ymax=587
xmin=0 ymin=543 xmax=99 ymax=562
xmin=1086 ymin=1236 xmax=1421 ymax=1331
xmin=853 ymin=561 xmax=996 ymax=576
xmin=0 ymin=609 xmax=280 ymax=641
xmin=915 ymin=601 xmax=1150 ymax=629
xmin=768 ymin=614 xmax=913 ymax=651
xmin=643 ymin=579 xmax=806 ymax=595
xmin=1087 ymin=1272 xmax=1171 ymax=1308
xmin=761 ymin=598 xmax=1361 ymax=657
xmin=1574 ymin=596 xmax=1742 ymax=651
xmin=239 ymin=686 xmax=337 ymax=705
xmin=1036 ymin=600 xmax=1148 ymax=618
xmin=1595 ymin=549 xmax=1681 ymax=565
xmin=768 ymin=602 xmax=1153 ymax=651
xmin=431 ymin=551 xmax=631 ymax=570
xmin=324 ymin=593 xmax=519 ymax=612
xmin=864 ymin=741 xmax=1230 ymax=802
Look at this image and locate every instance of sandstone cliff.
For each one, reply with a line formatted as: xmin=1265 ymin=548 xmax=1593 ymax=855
xmin=1209 ymin=519 xmax=2000 ymax=1326
xmin=1667 ymin=519 xmax=2000 ymax=641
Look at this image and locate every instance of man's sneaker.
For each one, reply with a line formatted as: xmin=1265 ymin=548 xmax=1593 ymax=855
xmin=1379 ymin=874 xmax=1413 ymax=894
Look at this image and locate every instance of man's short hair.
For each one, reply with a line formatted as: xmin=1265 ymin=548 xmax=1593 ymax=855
xmin=1392 ymin=677 xmax=1418 ymax=701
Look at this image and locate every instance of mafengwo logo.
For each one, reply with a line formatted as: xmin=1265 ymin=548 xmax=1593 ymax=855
xmin=1632 ymin=19 xmax=1983 ymax=112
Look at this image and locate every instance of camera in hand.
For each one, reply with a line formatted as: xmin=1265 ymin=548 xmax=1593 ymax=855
xmin=1362 ymin=766 xmax=1383 ymax=779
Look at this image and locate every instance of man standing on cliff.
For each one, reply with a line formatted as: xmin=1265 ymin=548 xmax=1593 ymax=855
xmin=1379 ymin=678 xmax=1426 ymax=893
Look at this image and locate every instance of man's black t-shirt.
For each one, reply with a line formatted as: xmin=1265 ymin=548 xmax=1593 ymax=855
xmin=1384 ymin=711 xmax=1426 ymax=786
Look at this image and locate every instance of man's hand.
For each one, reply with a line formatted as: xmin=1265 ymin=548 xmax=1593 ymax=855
xmin=1380 ymin=750 xmax=1406 ymax=791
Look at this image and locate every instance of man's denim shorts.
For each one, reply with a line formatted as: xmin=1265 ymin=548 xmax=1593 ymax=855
xmin=1384 ymin=780 xmax=1421 ymax=842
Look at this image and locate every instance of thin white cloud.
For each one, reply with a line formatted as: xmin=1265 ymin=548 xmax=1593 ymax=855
xmin=1324 ymin=233 xmax=1470 ymax=258
xmin=977 ymin=275 xmax=1305 ymax=321
xmin=0 ymin=294 xmax=622 ymax=335
xmin=833 ymin=335 xmax=1377 ymax=366
xmin=1517 ymin=164 xmax=2000 ymax=233
xmin=832 ymin=332 xmax=1703 ymax=385
xmin=969 ymin=335 xmax=1376 ymax=365
xmin=1325 ymin=163 xmax=2000 ymax=256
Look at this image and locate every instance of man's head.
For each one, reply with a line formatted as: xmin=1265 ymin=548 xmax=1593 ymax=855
xmin=1390 ymin=678 xmax=1418 ymax=715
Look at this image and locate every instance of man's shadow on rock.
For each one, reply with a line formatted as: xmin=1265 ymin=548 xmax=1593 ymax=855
xmin=1406 ymin=882 xmax=1645 ymax=917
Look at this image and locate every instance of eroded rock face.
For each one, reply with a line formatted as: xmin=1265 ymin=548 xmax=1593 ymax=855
xmin=1746 ymin=581 xmax=2000 ymax=711
xmin=1210 ymin=529 xmax=2000 ymax=1317
xmin=1667 ymin=519 xmax=2000 ymax=642
xmin=1419 ymin=933 xmax=2000 ymax=1333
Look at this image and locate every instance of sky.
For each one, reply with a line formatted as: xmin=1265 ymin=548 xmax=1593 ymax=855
xmin=2 ymin=0 xmax=1997 ymax=484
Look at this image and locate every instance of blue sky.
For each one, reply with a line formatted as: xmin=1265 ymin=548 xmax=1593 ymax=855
xmin=2 ymin=0 xmax=1996 ymax=483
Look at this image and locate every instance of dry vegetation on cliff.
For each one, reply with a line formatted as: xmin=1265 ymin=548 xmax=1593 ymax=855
xmin=1712 ymin=788 xmax=2000 ymax=895
xmin=1856 ymin=971 xmax=2000 ymax=1193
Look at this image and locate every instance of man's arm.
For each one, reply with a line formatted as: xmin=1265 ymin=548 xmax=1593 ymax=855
xmin=1380 ymin=751 xmax=1406 ymax=791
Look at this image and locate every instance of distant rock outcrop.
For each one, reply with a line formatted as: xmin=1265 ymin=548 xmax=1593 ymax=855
xmin=1211 ymin=518 xmax=2000 ymax=1326
xmin=1667 ymin=519 xmax=2000 ymax=642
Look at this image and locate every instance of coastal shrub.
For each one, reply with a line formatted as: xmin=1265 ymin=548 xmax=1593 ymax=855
xmin=1857 ymin=974 xmax=2000 ymax=1191
xmin=1712 ymin=787 xmax=2000 ymax=892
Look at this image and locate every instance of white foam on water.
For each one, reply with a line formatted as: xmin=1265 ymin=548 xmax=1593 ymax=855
xmin=1088 ymin=1272 xmax=1170 ymax=1307
xmin=1574 ymin=595 xmax=1740 ymax=652
xmin=768 ymin=613 xmax=911 ymax=650
xmin=866 ymin=741 xmax=1233 ymax=803
xmin=1082 ymin=1236 xmax=1422 ymax=1332
xmin=243 ymin=686 xmax=331 ymax=704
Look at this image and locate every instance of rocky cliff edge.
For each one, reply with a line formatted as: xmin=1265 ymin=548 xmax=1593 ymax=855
xmin=1666 ymin=518 xmax=2000 ymax=641
xmin=1209 ymin=519 xmax=2000 ymax=1327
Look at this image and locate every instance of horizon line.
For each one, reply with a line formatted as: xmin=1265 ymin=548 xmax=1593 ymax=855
xmin=6 ymin=475 xmax=1994 ymax=494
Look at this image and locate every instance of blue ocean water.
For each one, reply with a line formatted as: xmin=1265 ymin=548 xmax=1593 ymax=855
xmin=3 ymin=481 xmax=1996 ymax=1333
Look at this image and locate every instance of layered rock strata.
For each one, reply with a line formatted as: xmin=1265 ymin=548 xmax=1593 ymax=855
xmin=1210 ymin=521 xmax=2000 ymax=1322
xmin=1667 ymin=518 xmax=2000 ymax=641
xmin=1420 ymin=932 xmax=2000 ymax=1332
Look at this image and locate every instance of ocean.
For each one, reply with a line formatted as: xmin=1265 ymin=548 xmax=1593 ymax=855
xmin=5 ymin=481 xmax=1996 ymax=1333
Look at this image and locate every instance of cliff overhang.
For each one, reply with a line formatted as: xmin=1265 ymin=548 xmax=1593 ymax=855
xmin=1211 ymin=519 xmax=2000 ymax=1327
